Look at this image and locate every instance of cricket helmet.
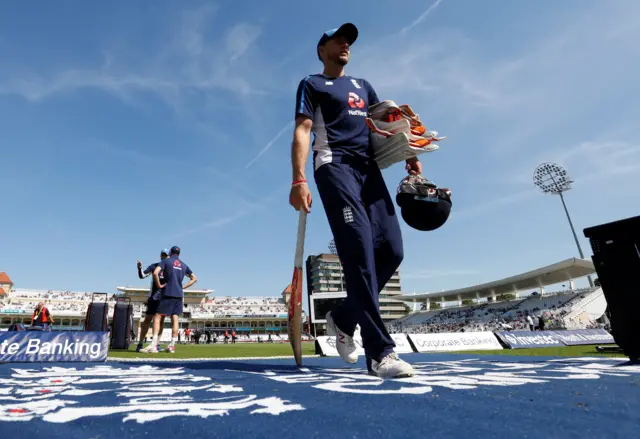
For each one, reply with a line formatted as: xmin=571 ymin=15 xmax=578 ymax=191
xmin=396 ymin=174 xmax=452 ymax=231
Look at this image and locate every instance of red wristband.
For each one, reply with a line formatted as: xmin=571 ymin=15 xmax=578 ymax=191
xmin=292 ymin=179 xmax=307 ymax=186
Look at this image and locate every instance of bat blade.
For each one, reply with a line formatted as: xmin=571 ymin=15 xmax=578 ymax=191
xmin=288 ymin=209 xmax=307 ymax=368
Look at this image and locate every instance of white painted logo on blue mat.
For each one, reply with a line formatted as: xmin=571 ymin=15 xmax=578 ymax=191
xmin=0 ymin=365 xmax=303 ymax=423
xmin=228 ymin=357 xmax=640 ymax=394
xmin=0 ymin=358 xmax=638 ymax=423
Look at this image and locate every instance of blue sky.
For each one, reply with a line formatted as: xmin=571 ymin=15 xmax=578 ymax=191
xmin=1 ymin=0 xmax=639 ymax=301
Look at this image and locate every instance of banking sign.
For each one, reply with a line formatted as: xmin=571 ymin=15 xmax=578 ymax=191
xmin=0 ymin=331 xmax=110 ymax=363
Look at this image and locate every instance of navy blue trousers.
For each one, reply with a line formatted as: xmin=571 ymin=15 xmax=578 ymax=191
xmin=315 ymin=158 xmax=404 ymax=362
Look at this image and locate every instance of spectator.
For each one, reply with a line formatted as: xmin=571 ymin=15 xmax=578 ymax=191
xmin=31 ymin=302 xmax=54 ymax=331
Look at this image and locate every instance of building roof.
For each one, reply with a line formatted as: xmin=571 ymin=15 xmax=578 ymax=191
xmin=0 ymin=272 xmax=13 ymax=285
xmin=398 ymin=257 xmax=595 ymax=302
xmin=116 ymin=286 xmax=213 ymax=294
xmin=308 ymin=253 xmax=340 ymax=261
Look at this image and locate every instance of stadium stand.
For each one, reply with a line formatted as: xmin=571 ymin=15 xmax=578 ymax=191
xmin=1 ymin=257 xmax=608 ymax=344
xmin=387 ymin=287 xmax=602 ymax=334
xmin=389 ymin=258 xmax=609 ymax=335
xmin=0 ymin=274 xmax=312 ymax=344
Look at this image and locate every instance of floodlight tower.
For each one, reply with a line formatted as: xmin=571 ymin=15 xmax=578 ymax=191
xmin=328 ymin=239 xmax=337 ymax=256
xmin=328 ymin=239 xmax=344 ymax=291
xmin=533 ymin=162 xmax=594 ymax=288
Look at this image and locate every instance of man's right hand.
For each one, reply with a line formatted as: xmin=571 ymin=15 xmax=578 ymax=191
xmin=137 ymin=260 xmax=142 ymax=269
xmin=289 ymin=183 xmax=312 ymax=213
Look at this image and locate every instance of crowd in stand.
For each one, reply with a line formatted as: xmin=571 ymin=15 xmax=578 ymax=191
xmin=0 ymin=295 xmax=146 ymax=315
xmin=2 ymin=287 xmax=608 ymax=336
xmin=387 ymin=288 xmax=602 ymax=334
xmin=186 ymin=296 xmax=288 ymax=317
xmin=0 ymin=290 xmax=287 ymax=317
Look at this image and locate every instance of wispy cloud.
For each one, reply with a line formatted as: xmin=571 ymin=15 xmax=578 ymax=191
xmin=0 ymin=6 xmax=278 ymax=111
xmin=349 ymin=1 xmax=640 ymax=224
xmin=226 ymin=23 xmax=263 ymax=62
xmin=245 ymin=121 xmax=293 ymax=169
xmin=169 ymin=184 xmax=288 ymax=239
xmin=90 ymin=140 xmax=189 ymax=167
xmin=552 ymin=141 xmax=640 ymax=182
xmin=440 ymin=139 xmax=640 ymax=221
xmin=451 ymin=189 xmax=539 ymax=220
xmin=399 ymin=0 xmax=445 ymax=35
xmin=206 ymin=166 xmax=266 ymax=202
xmin=505 ymin=139 xmax=640 ymax=189
xmin=356 ymin=1 xmax=640 ymax=146
xmin=402 ymin=268 xmax=481 ymax=280
xmin=0 ymin=6 xmax=299 ymax=213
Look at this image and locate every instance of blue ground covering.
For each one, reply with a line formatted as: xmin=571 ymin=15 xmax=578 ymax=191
xmin=1 ymin=353 xmax=638 ymax=439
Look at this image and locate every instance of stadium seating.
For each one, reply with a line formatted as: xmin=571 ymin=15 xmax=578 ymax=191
xmin=1 ymin=285 xmax=608 ymax=342
xmin=0 ymin=289 xmax=299 ymax=344
xmin=191 ymin=296 xmax=288 ymax=318
xmin=387 ymin=288 xmax=605 ymax=334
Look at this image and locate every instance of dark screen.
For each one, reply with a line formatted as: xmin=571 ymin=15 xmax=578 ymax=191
xmin=313 ymin=297 xmax=346 ymax=321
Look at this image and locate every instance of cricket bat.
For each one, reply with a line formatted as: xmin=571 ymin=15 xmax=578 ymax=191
xmin=288 ymin=208 xmax=307 ymax=368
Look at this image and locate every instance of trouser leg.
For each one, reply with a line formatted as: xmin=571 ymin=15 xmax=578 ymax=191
xmin=315 ymin=162 xmax=395 ymax=361
xmin=364 ymin=160 xmax=404 ymax=292
xmin=364 ymin=161 xmax=405 ymax=360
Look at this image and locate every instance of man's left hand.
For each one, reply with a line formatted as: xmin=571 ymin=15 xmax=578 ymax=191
xmin=405 ymin=157 xmax=422 ymax=175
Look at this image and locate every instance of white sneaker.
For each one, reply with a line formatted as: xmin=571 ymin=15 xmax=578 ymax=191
xmin=371 ymin=352 xmax=414 ymax=378
xmin=140 ymin=344 xmax=159 ymax=353
xmin=325 ymin=312 xmax=358 ymax=364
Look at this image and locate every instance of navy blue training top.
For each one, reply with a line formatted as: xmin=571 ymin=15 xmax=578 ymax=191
xmin=158 ymin=256 xmax=193 ymax=298
xmin=143 ymin=263 xmax=164 ymax=298
xmin=295 ymin=74 xmax=379 ymax=170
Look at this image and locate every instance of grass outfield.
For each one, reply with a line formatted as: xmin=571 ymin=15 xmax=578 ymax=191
xmin=108 ymin=342 xmax=317 ymax=359
xmin=107 ymin=342 xmax=625 ymax=359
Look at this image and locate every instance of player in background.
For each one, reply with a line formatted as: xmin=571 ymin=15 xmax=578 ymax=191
xmin=289 ymin=23 xmax=417 ymax=378
xmin=144 ymin=246 xmax=197 ymax=353
xmin=135 ymin=248 xmax=169 ymax=352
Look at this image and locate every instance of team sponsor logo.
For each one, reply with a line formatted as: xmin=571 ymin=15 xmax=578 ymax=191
xmin=495 ymin=329 xmax=614 ymax=348
xmin=347 ymin=92 xmax=366 ymax=116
